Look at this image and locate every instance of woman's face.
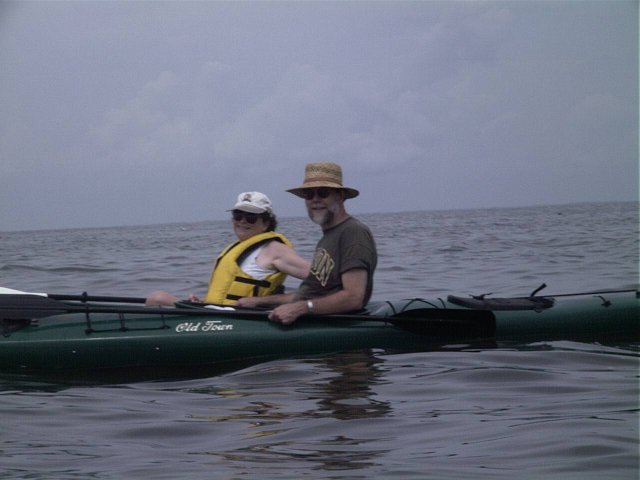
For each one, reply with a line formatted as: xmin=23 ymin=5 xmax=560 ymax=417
xmin=231 ymin=210 xmax=268 ymax=241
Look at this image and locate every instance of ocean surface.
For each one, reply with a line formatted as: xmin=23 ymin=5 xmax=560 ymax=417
xmin=1 ymin=201 xmax=638 ymax=479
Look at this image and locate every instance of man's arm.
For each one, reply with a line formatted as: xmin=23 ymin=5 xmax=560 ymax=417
xmin=268 ymin=269 xmax=368 ymax=325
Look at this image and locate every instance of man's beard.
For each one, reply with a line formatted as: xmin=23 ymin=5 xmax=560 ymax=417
xmin=308 ymin=204 xmax=336 ymax=227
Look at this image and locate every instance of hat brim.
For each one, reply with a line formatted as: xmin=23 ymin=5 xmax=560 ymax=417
xmin=228 ymin=204 xmax=270 ymax=214
xmin=232 ymin=206 xmax=268 ymax=214
xmin=287 ymin=182 xmax=359 ymax=199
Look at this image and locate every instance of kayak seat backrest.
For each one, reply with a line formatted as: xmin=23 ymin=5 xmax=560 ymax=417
xmin=447 ymin=295 xmax=555 ymax=311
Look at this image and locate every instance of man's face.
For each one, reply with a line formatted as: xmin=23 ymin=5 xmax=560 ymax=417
xmin=303 ymin=188 xmax=343 ymax=228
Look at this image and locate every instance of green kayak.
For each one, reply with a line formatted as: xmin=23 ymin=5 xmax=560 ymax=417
xmin=0 ymin=289 xmax=637 ymax=373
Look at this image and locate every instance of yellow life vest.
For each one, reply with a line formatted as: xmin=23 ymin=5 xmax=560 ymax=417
xmin=204 ymin=232 xmax=293 ymax=305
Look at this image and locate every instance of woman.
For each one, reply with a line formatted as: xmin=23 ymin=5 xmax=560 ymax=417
xmin=146 ymin=192 xmax=309 ymax=306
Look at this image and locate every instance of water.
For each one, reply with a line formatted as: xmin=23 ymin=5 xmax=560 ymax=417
xmin=1 ymin=202 xmax=638 ymax=479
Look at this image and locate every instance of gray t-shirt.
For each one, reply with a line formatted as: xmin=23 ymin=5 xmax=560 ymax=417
xmin=298 ymin=216 xmax=377 ymax=305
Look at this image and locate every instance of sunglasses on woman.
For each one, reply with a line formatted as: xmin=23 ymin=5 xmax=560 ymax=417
xmin=302 ymin=187 xmax=334 ymax=200
xmin=232 ymin=210 xmax=263 ymax=224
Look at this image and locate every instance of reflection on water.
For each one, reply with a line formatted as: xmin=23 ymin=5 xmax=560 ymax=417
xmin=311 ymin=351 xmax=391 ymax=421
xmin=175 ymin=351 xmax=393 ymax=472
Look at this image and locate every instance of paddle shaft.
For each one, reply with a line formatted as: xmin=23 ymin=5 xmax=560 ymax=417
xmin=0 ymin=294 xmax=495 ymax=332
xmin=49 ymin=293 xmax=148 ymax=304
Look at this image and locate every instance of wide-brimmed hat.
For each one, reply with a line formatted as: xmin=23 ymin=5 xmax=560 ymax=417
xmin=287 ymin=162 xmax=359 ymax=199
xmin=230 ymin=192 xmax=273 ymax=214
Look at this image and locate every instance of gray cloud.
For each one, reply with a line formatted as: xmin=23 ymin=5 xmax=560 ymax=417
xmin=1 ymin=1 xmax=637 ymax=231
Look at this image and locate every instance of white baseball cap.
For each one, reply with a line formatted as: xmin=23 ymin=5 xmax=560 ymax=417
xmin=231 ymin=192 xmax=273 ymax=214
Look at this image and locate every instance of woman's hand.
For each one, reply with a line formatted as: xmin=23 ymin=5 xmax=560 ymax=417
xmin=236 ymin=297 xmax=261 ymax=308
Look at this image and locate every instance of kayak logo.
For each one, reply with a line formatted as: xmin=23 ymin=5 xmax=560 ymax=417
xmin=176 ymin=321 xmax=233 ymax=333
xmin=310 ymin=248 xmax=334 ymax=287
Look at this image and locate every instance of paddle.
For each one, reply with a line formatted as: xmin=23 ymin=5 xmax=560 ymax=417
xmin=0 ymin=287 xmax=147 ymax=304
xmin=48 ymin=293 xmax=147 ymax=304
xmin=0 ymin=294 xmax=496 ymax=337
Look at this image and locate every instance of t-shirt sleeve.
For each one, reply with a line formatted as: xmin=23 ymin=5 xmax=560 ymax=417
xmin=339 ymin=224 xmax=376 ymax=274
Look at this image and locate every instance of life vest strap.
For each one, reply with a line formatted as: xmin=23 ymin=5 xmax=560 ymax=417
xmin=233 ymin=276 xmax=271 ymax=288
xmin=226 ymin=276 xmax=273 ymax=301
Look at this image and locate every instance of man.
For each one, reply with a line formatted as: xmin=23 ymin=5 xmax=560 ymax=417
xmin=237 ymin=162 xmax=377 ymax=325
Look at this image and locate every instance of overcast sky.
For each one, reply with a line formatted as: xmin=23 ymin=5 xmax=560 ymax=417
xmin=1 ymin=1 xmax=637 ymax=232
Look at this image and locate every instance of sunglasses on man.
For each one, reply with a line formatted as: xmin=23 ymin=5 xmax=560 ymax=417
xmin=301 ymin=187 xmax=336 ymax=200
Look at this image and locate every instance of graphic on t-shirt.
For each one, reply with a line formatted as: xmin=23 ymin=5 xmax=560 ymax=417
xmin=310 ymin=248 xmax=335 ymax=287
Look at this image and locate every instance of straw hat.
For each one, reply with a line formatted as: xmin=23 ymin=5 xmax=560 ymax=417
xmin=287 ymin=162 xmax=359 ymax=199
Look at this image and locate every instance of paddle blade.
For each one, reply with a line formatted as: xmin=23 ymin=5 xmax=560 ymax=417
xmin=390 ymin=308 xmax=496 ymax=338
xmin=0 ymin=295 xmax=68 ymax=320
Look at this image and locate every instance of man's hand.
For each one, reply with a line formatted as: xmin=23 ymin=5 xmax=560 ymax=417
xmin=268 ymin=301 xmax=308 ymax=325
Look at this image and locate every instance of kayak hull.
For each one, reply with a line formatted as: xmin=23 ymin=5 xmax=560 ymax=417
xmin=1 ymin=316 xmax=427 ymax=372
xmin=1 ymin=290 xmax=638 ymax=373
